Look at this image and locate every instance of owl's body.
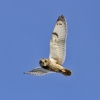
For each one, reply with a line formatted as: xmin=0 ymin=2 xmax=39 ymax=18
xmin=24 ymin=15 xmax=72 ymax=76
xmin=39 ymin=58 xmax=71 ymax=76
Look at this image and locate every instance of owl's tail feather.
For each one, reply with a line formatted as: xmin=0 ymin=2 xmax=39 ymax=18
xmin=61 ymin=68 xmax=72 ymax=76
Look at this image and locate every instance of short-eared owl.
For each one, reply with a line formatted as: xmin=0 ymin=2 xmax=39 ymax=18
xmin=24 ymin=15 xmax=72 ymax=76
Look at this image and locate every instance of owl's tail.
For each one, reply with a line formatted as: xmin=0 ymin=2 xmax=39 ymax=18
xmin=61 ymin=68 xmax=72 ymax=76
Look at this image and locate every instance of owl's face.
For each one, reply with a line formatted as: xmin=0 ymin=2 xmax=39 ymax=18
xmin=39 ymin=58 xmax=49 ymax=67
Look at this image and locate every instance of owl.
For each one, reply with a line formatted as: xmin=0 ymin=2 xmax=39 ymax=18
xmin=24 ymin=15 xmax=72 ymax=76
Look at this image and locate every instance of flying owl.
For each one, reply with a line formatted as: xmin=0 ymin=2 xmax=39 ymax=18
xmin=24 ymin=15 xmax=72 ymax=76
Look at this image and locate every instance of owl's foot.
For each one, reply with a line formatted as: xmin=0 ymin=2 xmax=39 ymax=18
xmin=61 ymin=68 xmax=72 ymax=76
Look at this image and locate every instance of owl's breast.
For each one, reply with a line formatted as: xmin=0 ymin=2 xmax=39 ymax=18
xmin=47 ymin=61 xmax=63 ymax=72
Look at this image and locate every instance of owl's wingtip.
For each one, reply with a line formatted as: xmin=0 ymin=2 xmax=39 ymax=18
xmin=59 ymin=14 xmax=65 ymax=17
xmin=23 ymin=72 xmax=28 ymax=74
xmin=57 ymin=15 xmax=65 ymax=22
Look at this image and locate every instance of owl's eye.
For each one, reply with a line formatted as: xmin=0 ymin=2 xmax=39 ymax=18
xmin=40 ymin=60 xmax=42 ymax=63
xmin=45 ymin=60 xmax=47 ymax=62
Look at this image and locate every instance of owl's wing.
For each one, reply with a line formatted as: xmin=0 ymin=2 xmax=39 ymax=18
xmin=23 ymin=67 xmax=54 ymax=76
xmin=49 ymin=15 xmax=68 ymax=65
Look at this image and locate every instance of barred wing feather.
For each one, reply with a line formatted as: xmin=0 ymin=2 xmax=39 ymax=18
xmin=24 ymin=67 xmax=54 ymax=76
xmin=49 ymin=15 xmax=68 ymax=65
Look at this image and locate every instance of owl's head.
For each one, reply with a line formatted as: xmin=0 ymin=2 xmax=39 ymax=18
xmin=39 ymin=58 xmax=49 ymax=67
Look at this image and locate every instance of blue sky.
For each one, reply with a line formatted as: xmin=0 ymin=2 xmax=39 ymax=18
xmin=0 ymin=0 xmax=100 ymax=100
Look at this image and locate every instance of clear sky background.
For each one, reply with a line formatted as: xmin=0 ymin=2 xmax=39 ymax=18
xmin=0 ymin=0 xmax=100 ymax=100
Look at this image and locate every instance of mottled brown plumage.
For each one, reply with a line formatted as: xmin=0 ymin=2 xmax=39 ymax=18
xmin=39 ymin=58 xmax=72 ymax=76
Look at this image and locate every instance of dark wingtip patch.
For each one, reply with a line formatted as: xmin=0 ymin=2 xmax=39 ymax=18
xmin=57 ymin=15 xmax=65 ymax=22
xmin=52 ymin=32 xmax=58 ymax=37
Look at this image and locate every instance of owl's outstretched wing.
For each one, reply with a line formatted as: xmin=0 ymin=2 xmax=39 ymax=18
xmin=49 ymin=15 xmax=68 ymax=65
xmin=23 ymin=67 xmax=54 ymax=76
